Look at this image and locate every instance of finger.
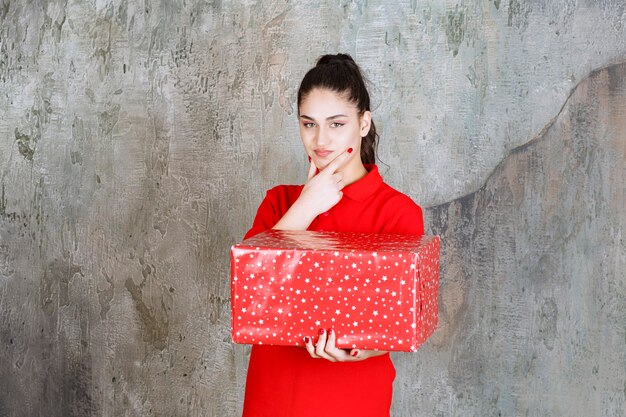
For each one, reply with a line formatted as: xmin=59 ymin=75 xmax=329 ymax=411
xmin=323 ymin=328 xmax=348 ymax=361
xmin=314 ymin=328 xmax=327 ymax=356
xmin=321 ymin=148 xmax=352 ymax=176
xmin=307 ymin=157 xmax=317 ymax=180
xmin=303 ymin=336 xmax=321 ymax=358
xmin=349 ymin=349 xmax=362 ymax=360
xmin=332 ymin=172 xmax=344 ymax=183
xmin=314 ymin=329 xmax=336 ymax=362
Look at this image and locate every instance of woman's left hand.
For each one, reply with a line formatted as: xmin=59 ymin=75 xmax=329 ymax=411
xmin=302 ymin=328 xmax=389 ymax=362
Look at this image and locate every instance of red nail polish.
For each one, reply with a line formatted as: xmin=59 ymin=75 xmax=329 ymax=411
xmin=308 ymin=155 xmax=311 ymax=162
xmin=328 ymin=328 xmax=333 ymax=335
xmin=351 ymin=350 xmax=359 ymax=357
xmin=319 ymin=328 xmax=325 ymax=335
xmin=304 ymin=336 xmax=310 ymax=343
xmin=347 ymin=147 xmax=353 ymax=153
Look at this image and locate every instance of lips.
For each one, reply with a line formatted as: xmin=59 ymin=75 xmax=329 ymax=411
xmin=314 ymin=149 xmax=333 ymax=157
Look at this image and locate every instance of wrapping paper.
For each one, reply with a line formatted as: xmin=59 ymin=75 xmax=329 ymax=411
xmin=230 ymin=229 xmax=440 ymax=352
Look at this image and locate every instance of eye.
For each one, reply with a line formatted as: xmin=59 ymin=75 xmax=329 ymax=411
xmin=331 ymin=122 xmax=344 ymax=128
xmin=303 ymin=122 xmax=315 ymax=128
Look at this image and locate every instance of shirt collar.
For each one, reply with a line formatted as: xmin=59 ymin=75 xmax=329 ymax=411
xmin=342 ymin=164 xmax=383 ymax=201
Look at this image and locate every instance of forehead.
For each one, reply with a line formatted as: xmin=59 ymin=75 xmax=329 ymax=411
xmin=299 ymin=88 xmax=357 ymax=116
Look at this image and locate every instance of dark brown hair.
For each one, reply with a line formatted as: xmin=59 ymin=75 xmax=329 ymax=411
xmin=297 ymin=53 xmax=379 ymax=165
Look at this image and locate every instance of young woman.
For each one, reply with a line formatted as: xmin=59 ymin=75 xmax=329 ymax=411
xmin=241 ymin=53 xmax=424 ymax=417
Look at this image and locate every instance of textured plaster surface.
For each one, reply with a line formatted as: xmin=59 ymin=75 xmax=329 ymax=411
xmin=0 ymin=1 xmax=625 ymax=416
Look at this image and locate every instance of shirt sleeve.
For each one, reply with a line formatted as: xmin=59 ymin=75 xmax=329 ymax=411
xmin=243 ymin=188 xmax=279 ymax=240
xmin=381 ymin=196 xmax=425 ymax=236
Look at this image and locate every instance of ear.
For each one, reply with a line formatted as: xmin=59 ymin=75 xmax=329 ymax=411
xmin=359 ymin=110 xmax=372 ymax=137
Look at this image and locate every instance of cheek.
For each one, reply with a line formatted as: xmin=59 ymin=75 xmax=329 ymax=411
xmin=299 ymin=129 xmax=312 ymax=145
xmin=348 ymin=126 xmax=362 ymax=143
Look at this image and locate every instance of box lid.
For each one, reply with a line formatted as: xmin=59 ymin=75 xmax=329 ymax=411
xmin=233 ymin=229 xmax=438 ymax=253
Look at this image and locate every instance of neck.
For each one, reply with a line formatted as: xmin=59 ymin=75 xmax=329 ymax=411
xmin=339 ymin=159 xmax=369 ymax=187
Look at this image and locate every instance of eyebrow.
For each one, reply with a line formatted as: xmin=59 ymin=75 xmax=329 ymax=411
xmin=299 ymin=114 xmax=348 ymax=121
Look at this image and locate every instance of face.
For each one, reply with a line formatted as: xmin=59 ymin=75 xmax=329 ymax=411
xmin=298 ymin=88 xmax=371 ymax=171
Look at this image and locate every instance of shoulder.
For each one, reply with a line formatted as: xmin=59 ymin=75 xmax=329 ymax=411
xmin=245 ymin=184 xmax=304 ymax=240
xmin=264 ymin=184 xmax=304 ymax=202
xmin=378 ymin=182 xmax=422 ymax=212
xmin=375 ymin=183 xmax=424 ymax=235
xmin=266 ymin=183 xmax=304 ymax=195
xmin=259 ymin=184 xmax=304 ymax=216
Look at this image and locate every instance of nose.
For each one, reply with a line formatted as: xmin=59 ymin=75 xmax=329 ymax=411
xmin=314 ymin=125 xmax=331 ymax=148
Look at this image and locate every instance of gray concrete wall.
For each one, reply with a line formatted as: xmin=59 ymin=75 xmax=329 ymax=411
xmin=0 ymin=1 xmax=624 ymax=416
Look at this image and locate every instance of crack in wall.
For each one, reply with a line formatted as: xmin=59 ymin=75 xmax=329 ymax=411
xmin=426 ymin=58 xmax=626 ymax=211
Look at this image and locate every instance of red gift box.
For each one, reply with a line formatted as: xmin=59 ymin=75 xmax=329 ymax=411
xmin=230 ymin=229 xmax=440 ymax=352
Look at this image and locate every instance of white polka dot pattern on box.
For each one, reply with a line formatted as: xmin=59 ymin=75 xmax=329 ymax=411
xmin=230 ymin=229 xmax=440 ymax=352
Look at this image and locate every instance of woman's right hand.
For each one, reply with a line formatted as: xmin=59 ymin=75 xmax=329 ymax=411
xmin=297 ymin=148 xmax=352 ymax=217
xmin=271 ymin=148 xmax=353 ymax=231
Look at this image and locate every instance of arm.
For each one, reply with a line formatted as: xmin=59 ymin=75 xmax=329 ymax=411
xmin=271 ymin=198 xmax=318 ymax=231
